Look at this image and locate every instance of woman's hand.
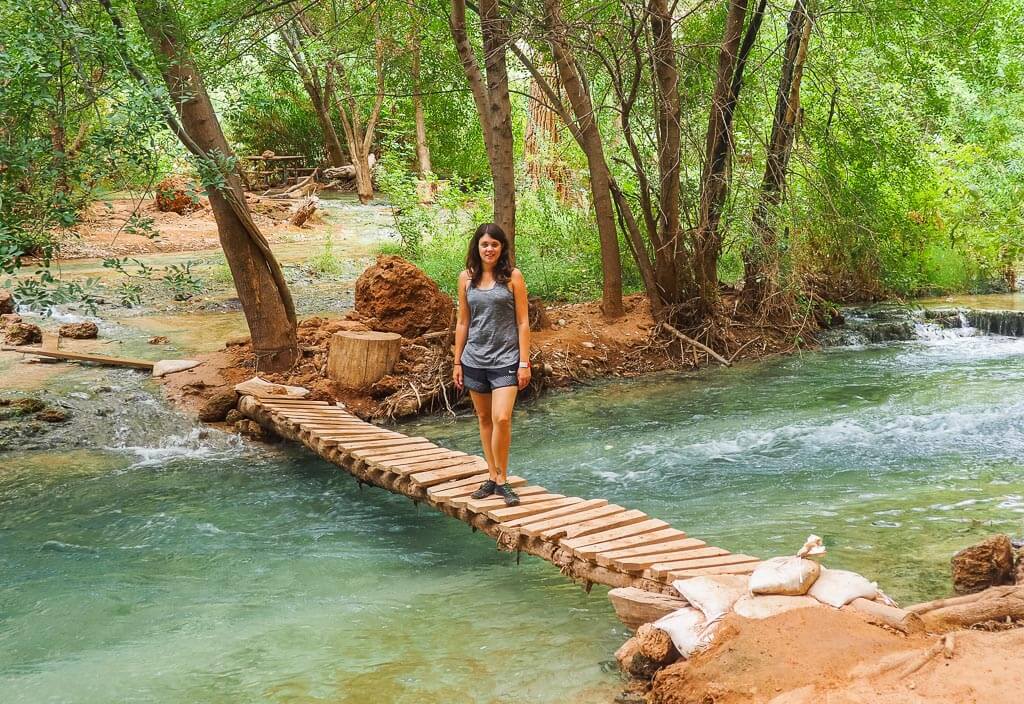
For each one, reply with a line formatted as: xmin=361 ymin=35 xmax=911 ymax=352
xmin=453 ymin=364 xmax=464 ymax=391
xmin=517 ymin=366 xmax=531 ymax=390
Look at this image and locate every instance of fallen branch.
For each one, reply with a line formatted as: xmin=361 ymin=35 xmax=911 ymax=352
xmin=662 ymin=323 xmax=731 ymax=366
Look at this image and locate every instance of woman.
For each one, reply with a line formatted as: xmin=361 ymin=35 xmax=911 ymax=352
xmin=453 ymin=223 xmax=531 ymax=506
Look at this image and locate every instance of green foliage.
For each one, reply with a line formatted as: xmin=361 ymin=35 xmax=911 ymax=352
xmin=305 ymin=237 xmax=344 ymax=276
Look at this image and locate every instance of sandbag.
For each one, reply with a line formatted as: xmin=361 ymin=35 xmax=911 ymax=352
xmin=653 ymin=606 xmax=718 ymax=659
xmin=749 ymin=556 xmax=821 ymax=596
xmin=808 ymin=567 xmax=878 ymax=608
xmin=672 ymin=574 xmax=749 ymax=621
xmin=733 ymin=594 xmax=822 ymax=620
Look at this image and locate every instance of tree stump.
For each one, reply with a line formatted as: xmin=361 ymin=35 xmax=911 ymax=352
xmin=327 ymin=331 xmax=402 ymax=388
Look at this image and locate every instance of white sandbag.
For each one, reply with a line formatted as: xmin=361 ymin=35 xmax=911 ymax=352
xmin=653 ymin=606 xmax=718 ymax=659
xmin=733 ymin=594 xmax=822 ymax=620
xmin=796 ymin=534 xmax=826 ymax=559
xmin=749 ymin=556 xmax=820 ymax=596
xmin=808 ymin=567 xmax=878 ymax=608
xmin=672 ymin=574 xmax=749 ymax=621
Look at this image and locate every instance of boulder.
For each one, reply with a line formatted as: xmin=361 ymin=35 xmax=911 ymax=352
xmin=5 ymin=322 xmax=42 ymax=346
xmin=13 ymin=398 xmax=45 ymax=415
xmin=59 ymin=321 xmax=98 ymax=339
xmin=353 ymin=256 xmax=453 ymax=337
xmin=37 ymin=408 xmax=70 ymax=423
xmin=148 ymin=336 xmax=169 ymax=345
xmin=198 ymin=389 xmax=238 ymax=422
xmin=0 ymin=290 xmax=15 ymax=314
xmin=155 ymin=176 xmax=201 ymax=214
xmin=614 ymin=636 xmax=662 ymax=679
xmin=951 ymin=534 xmax=1015 ymax=595
xmin=635 ymin=623 xmax=679 ymax=667
xmin=1015 ymin=547 xmax=1024 ymax=586
xmin=1 ymin=313 xmax=22 ymax=327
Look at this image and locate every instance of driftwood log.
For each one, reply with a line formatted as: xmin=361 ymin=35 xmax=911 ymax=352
xmin=842 ymin=598 xmax=924 ymax=634
xmin=289 ymin=197 xmax=318 ymax=227
xmin=907 ymin=585 xmax=1024 ymax=632
xmin=609 ymin=586 xmax=687 ymax=631
xmin=327 ymin=331 xmax=402 ymax=387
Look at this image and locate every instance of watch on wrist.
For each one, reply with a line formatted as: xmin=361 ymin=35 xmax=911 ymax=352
xmin=518 ymin=361 xmax=530 ymax=369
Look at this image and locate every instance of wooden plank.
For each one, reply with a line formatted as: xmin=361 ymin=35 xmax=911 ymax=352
xmin=500 ymin=499 xmax=608 ymax=528
xmin=347 ymin=438 xmax=433 ymax=453
xmin=428 ymin=474 xmax=524 ymax=497
xmin=486 ymin=496 xmax=583 ymax=522
xmin=353 ymin=442 xmax=438 ymax=462
xmin=568 ymin=526 xmax=685 ymax=559
xmin=1 ymin=344 xmax=155 ymax=370
xmin=307 ymin=430 xmax=399 ymax=440
xmin=518 ymin=504 xmax=624 ymax=539
xmin=408 ymin=463 xmax=489 ymax=487
xmin=613 ymin=546 xmax=727 ymax=573
xmin=353 ymin=447 xmax=459 ymax=464
xmin=309 ymin=434 xmax=398 ymax=445
xmin=564 ymin=519 xmax=671 ymax=554
xmin=454 ymin=487 xmax=557 ymax=509
xmin=646 ymin=554 xmax=760 ymax=580
xmin=273 ymin=412 xmax=361 ymax=421
xmin=536 ymin=505 xmax=628 ymax=541
xmin=665 ymin=561 xmax=762 ymax=580
xmin=258 ymin=399 xmax=331 ymax=407
xmin=386 ymin=455 xmax=478 ymax=476
xmin=595 ymin=538 xmax=708 ymax=567
xmin=558 ymin=509 xmax=648 ymax=542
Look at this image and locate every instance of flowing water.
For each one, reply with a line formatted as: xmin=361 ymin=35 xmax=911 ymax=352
xmin=4 ymin=234 xmax=1024 ymax=703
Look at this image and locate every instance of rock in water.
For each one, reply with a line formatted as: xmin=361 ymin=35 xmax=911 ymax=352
xmin=37 ymin=408 xmax=70 ymax=423
xmin=198 ymin=389 xmax=238 ymax=422
xmin=353 ymin=256 xmax=453 ymax=337
xmin=59 ymin=322 xmax=98 ymax=339
xmin=951 ymin=534 xmax=1015 ymax=594
xmin=4 ymin=322 xmax=42 ymax=346
xmin=635 ymin=623 xmax=679 ymax=666
xmin=0 ymin=290 xmax=15 ymax=314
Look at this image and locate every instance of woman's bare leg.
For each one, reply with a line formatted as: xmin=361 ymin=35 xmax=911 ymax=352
xmin=469 ymin=390 xmax=498 ymax=481
xmin=489 ymin=386 xmax=519 ymax=484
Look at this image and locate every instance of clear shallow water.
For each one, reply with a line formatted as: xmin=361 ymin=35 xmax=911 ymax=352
xmin=410 ymin=331 xmax=1024 ymax=603
xmin=3 ymin=321 xmax=1024 ymax=703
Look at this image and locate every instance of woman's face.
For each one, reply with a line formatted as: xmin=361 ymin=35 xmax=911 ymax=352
xmin=478 ymin=234 xmax=502 ymax=266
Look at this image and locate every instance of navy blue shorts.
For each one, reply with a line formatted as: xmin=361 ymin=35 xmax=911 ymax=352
xmin=462 ymin=363 xmax=518 ymax=393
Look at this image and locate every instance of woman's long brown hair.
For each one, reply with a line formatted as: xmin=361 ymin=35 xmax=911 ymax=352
xmin=465 ymin=223 xmax=513 ymax=288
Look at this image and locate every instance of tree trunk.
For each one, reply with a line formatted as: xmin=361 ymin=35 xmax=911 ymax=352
xmin=693 ymin=0 xmax=767 ymax=320
xmin=327 ymin=331 xmax=402 ymax=387
xmin=279 ymin=22 xmax=346 ymax=168
xmin=450 ymin=0 xmax=516 ymax=241
xmin=409 ymin=14 xmax=433 ymax=177
xmin=543 ymin=0 xmax=623 ymax=318
xmin=130 ymin=0 xmax=298 ymax=371
xmin=742 ymin=0 xmax=811 ymax=316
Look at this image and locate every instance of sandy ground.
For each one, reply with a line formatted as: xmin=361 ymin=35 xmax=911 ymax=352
xmin=650 ymin=608 xmax=1024 ymax=704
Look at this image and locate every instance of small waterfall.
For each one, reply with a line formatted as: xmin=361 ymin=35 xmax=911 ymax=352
xmin=821 ymin=305 xmax=1024 ymax=347
xmin=965 ymin=310 xmax=1024 ymax=337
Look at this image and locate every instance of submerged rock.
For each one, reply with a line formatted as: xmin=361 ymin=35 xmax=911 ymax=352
xmin=37 ymin=408 xmax=70 ymax=423
xmin=0 ymin=290 xmax=16 ymax=315
xmin=5 ymin=322 xmax=42 ymax=346
xmin=59 ymin=321 xmax=98 ymax=339
xmin=951 ymin=534 xmax=1015 ymax=594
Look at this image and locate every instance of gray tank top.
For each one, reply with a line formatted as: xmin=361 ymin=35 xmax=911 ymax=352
xmin=461 ymin=280 xmax=520 ymax=368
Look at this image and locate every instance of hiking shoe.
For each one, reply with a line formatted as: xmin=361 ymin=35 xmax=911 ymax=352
xmin=470 ymin=480 xmax=497 ymax=499
xmin=495 ymin=483 xmax=520 ymax=506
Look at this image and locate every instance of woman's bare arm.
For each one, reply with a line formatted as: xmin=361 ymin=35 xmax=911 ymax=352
xmin=511 ymin=269 xmax=532 ymax=388
xmin=453 ymin=271 xmax=470 ymax=388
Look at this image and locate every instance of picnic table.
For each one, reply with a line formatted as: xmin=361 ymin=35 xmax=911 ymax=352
xmin=241 ymin=155 xmax=306 ymax=190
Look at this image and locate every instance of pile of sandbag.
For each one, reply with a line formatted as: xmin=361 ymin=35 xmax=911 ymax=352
xmin=651 ymin=535 xmax=891 ymax=661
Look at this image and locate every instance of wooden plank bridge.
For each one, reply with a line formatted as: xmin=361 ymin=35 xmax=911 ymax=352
xmin=238 ymin=394 xmax=761 ymax=595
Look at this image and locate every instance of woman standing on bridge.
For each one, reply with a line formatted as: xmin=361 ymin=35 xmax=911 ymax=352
xmin=453 ymin=223 xmax=531 ymax=507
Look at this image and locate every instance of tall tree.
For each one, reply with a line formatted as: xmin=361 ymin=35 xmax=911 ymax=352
xmin=450 ymin=0 xmax=516 ymax=240
xmin=742 ymin=0 xmax=812 ymax=317
xmin=102 ymin=0 xmax=299 ymax=371
xmin=692 ymin=0 xmax=767 ymax=320
xmin=409 ymin=10 xmax=433 ymax=177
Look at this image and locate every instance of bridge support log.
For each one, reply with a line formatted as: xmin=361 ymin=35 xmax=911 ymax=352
xmin=238 ymin=395 xmax=677 ymax=595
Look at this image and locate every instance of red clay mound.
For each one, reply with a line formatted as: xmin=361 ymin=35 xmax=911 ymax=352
xmin=155 ymin=176 xmax=201 ymax=214
xmin=353 ymin=255 xmax=453 ymax=338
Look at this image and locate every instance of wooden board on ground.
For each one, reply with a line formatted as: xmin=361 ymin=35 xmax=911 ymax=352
xmin=1 ymin=345 xmax=155 ymax=370
xmin=569 ymin=526 xmax=685 ymax=559
xmin=646 ymin=554 xmax=760 ymax=580
xmin=499 ymin=499 xmax=608 ymax=528
xmin=607 ymin=587 xmax=688 ymax=631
